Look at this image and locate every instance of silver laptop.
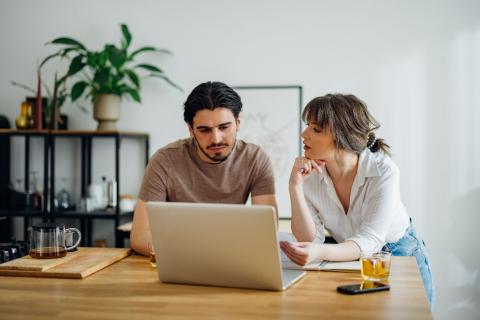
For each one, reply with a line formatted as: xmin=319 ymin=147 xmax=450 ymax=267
xmin=146 ymin=202 xmax=305 ymax=291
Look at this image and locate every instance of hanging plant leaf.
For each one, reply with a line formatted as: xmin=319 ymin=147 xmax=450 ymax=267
xmin=71 ymin=81 xmax=89 ymax=102
xmin=149 ymin=73 xmax=183 ymax=92
xmin=129 ymin=46 xmax=171 ymax=60
xmin=39 ymin=51 xmax=65 ymax=69
xmin=68 ymin=54 xmax=86 ymax=75
xmin=127 ymin=88 xmax=141 ymax=103
xmin=125 ymin=70 xmax=140 ymax=88
xmin=48 ymin=37 xmax=86 ymax=50
xmin=135 ymin=63 xmax=163 ymax=73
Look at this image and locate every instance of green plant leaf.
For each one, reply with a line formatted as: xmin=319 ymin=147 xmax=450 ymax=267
xmin=149 ymin=73 xmax=183 ymax=92
xmin=61 ymin=47 xmax=79 ymax=58
xmin=11 ymin=81 xmax=36 ymax=94
xmin=127 ymin=89 xmax=141 ymax=103
xmin=112 ymin=72 xmax=125 ymax=85
xmin=93 ymin=68 xmax=111 ymax=87
xmin=48 ymin=37 xmax=86 ymax=50
xmin=121 ymin=24 xmax=132 ymax=49
xmin=39 ymin=52 xmax=61 ymax=68
xmin=71 ymin=81 xmax=88 ymax=102
xmin=129 ymin=46 xmax=171 ymax=60
xmin=57 ymin=95 xmax=66 ymax=109
xmin=126 ymin=70 xmax=140 ymax=88
xmin=108 ymin=46 xmax=127 ymax=68
xmin=135 ymin=63 xmax=163 ymax=73
xmin=42 ymin=82 xmax=52 ymax=97
xmin=68 ymin=54 xmax=86 ymax=75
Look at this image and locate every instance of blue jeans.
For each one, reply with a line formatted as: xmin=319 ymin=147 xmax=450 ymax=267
xmin=383 ymin=224 xmax=435 ymax=308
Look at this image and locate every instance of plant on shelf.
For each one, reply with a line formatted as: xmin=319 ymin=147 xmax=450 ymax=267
xmin=42 ymin=23 xmax=181 ymax=130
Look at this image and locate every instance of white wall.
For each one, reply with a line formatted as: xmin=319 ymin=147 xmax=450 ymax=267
xmin=1 ymin=0 xmax=479 ymax=318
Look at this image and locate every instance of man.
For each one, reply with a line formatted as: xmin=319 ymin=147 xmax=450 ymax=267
xmin=131 ymin=81 xmax=277 ymax=255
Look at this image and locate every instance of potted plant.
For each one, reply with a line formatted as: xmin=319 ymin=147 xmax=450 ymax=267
xmin=42 ymin=23 xmax=181 ymax=130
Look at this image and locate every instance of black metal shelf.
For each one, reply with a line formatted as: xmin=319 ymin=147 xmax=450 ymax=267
xmin=0 ymin=210 xmax=47 ymax=218
xmin=53 ymin=210 xmax=133 ymax=219
xmin=0 ymin=129 xmax=149 ymax=247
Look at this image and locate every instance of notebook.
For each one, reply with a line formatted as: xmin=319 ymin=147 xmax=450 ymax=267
xmin=147 ymin=202 xmax=306 ymax=291
xmin=278 ymin=232 xmax=360 ymax=272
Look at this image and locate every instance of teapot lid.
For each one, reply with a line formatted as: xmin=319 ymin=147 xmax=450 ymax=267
xmin=31 ymin=223 xmax=65 ymax=230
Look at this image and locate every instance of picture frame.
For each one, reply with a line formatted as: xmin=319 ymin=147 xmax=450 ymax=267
xmin=233 ymin=85 xmax=303 ymax=218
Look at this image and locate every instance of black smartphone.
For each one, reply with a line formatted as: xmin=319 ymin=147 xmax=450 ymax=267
xmin=337 ymin=282 xmax=390 ymax=295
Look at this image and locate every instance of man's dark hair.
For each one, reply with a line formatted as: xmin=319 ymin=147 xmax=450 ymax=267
xmin=183 ymin=81 xmax=242 ymax=126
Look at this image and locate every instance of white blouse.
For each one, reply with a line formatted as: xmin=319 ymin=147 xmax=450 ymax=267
xmin=303 ymin=148 xmax=410 ymax=253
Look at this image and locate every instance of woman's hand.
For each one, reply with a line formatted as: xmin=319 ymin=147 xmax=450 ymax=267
xmin=280 ymin=241 xmax=323 ymax=266
xmin=289 ymin=157 xmax=324 ymax=189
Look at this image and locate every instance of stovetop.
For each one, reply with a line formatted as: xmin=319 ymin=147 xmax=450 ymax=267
xmin=0 ymin=239 xmax=30 ymax=263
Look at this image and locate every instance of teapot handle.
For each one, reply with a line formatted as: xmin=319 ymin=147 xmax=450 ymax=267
xmin=65 ymin=228 xmax=82 ymax=251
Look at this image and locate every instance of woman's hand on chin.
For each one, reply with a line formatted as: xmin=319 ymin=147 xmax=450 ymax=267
xmin=289 ymin=157 xmax=325 ymax=188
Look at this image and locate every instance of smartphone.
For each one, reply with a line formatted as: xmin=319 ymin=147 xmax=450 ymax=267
xmin=337 ymin=282 xmax=390 ymax=295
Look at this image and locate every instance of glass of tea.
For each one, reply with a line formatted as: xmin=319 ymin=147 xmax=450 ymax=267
xmin=148 ymin=242 xmax=157 ymax=267
xmin=360 ymin=251 xmax=391 ymax=281
xmin=29 ymin=223 xmax=81 ymax=259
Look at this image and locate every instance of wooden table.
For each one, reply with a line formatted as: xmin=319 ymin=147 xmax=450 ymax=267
xmin=0 ymin=255 xmax=431 ymax=319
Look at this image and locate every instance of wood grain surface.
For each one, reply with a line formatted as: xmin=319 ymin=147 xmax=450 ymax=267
xmin=0 ymin=250 xmax=80 ymax=271
xmin=0 ymin=247 xmax=131 ymax=278
xmin=0 ymin=255 xmax=431 ymax=319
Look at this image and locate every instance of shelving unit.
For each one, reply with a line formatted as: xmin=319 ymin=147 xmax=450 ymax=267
xmin=0 ymin=129 xmax=149 ymax=247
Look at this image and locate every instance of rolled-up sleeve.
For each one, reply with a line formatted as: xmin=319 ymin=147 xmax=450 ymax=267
xmin=346 ymin=167 xmax=400 ymax=253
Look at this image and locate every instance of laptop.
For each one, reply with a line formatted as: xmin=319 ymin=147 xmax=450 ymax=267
xmin=146 ymin=202 xmax=305 ymax=291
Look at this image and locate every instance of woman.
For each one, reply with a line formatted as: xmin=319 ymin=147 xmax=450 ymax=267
xmin=280 ymin=93 xmax=434 ymax=306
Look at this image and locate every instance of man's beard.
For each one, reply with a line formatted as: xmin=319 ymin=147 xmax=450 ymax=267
xmin=193 ymin=135 xmax=236 ymax=163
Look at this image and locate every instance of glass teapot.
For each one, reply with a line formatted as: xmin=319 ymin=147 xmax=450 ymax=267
xmin=29 ymin=223 xmax=81 ymax=259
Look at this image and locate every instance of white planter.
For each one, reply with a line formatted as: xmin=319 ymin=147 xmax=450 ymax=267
xmin=93 ymin=94 xmax=122 ymax=131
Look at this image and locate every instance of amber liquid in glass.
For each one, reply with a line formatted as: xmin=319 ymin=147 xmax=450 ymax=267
xmin=149 ymin=251 xmax=157 ymax=267
xmin=29 ymin=247 xmax=67 ymax=259
xmin=361 ymin=257 xmax=391 ymax=281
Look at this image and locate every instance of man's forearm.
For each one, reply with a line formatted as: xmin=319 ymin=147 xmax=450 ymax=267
xmin=130 ymin=200 xmax=152 ymax=256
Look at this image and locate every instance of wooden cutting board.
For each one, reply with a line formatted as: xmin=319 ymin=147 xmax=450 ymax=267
xmin=0 ymin=247 xmax=131 ymax=279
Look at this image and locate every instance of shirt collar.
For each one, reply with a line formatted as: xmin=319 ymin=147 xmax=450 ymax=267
xmin=355 ymin=148 xmax=381 ymax=185
xmin=316 ymin=148 xmax=381 ymax=186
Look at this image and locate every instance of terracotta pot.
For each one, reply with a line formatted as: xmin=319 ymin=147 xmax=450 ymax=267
xmin=93 ymin=94 xmax=121 ymax=131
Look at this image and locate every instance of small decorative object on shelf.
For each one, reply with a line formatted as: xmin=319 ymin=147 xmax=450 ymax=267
xmin=11 ymin=79 xmax=68 ymax=130
xmin=56 ymin=177 xmax=71 ymax=210
xmin=30 ymin=171 xmax=42 ymax=210
xmin=34 ymin=70 xmax=43 ymax=130
xmin=15 ymin=101 xmax=34 ymax=129
xmin=107 ymin=180 xmax=117 ymax=208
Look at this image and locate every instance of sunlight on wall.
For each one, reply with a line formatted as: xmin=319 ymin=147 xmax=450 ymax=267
xmin=374 ymin=50 xmax=428 ymax=230
xmin=434 ymin=24 xmax=480 ymax=320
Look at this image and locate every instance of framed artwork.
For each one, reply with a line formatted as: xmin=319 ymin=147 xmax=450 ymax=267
xmin=233 ymin=85 xmax=303 ymax=218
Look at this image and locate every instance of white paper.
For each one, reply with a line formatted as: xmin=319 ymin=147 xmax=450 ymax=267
xmin=278 ymin=232 xmax=360 ymax=271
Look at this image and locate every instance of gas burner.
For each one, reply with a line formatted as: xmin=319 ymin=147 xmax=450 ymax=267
xmin=0 ymin=239 xmax=30 ymax=263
